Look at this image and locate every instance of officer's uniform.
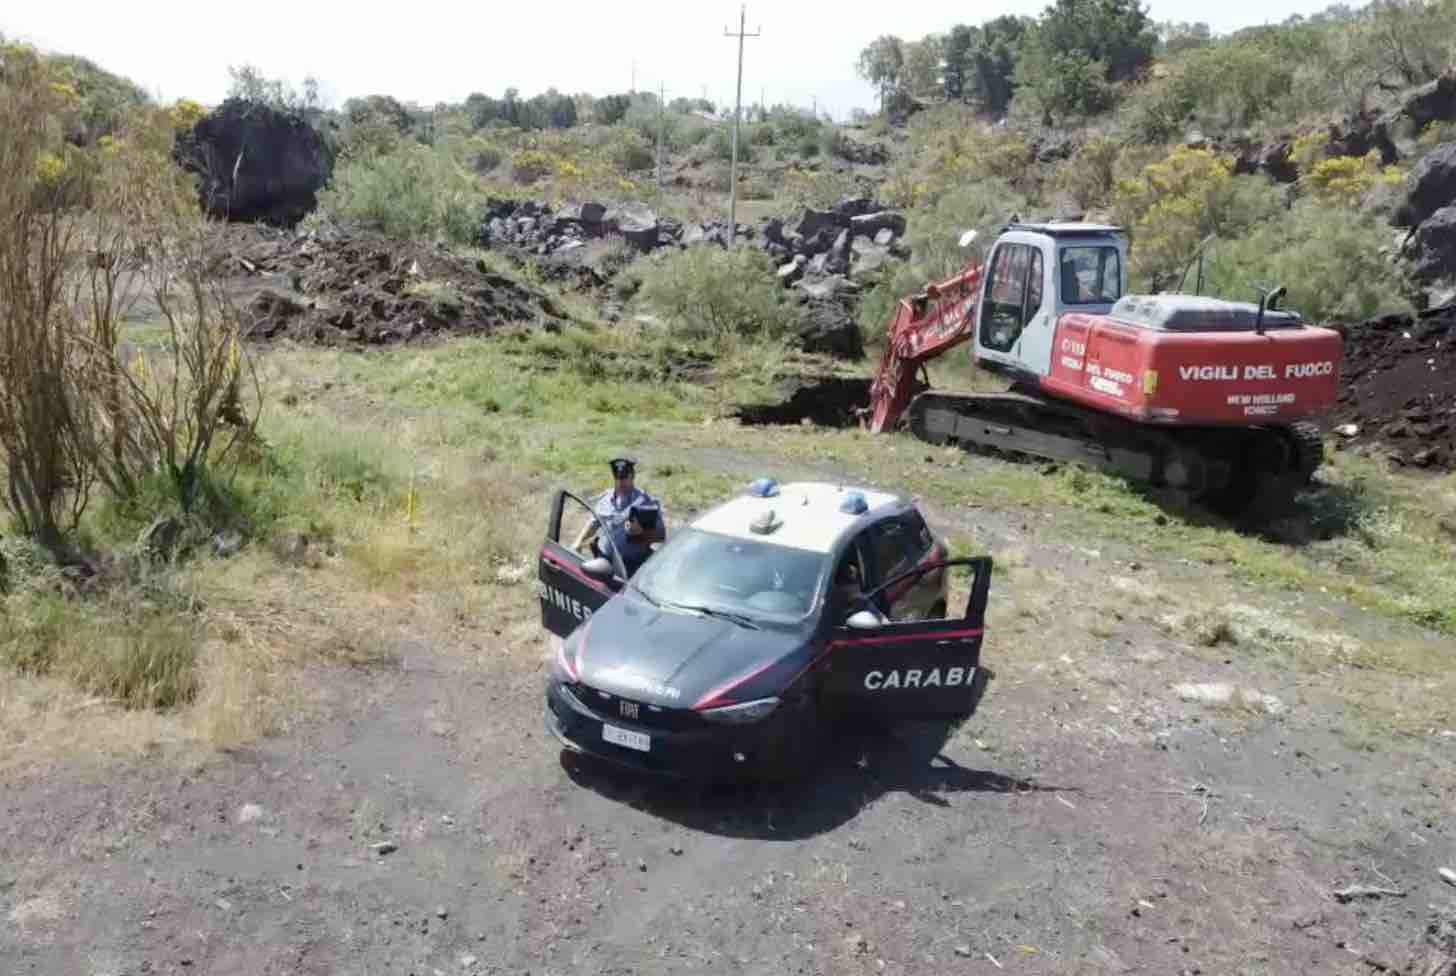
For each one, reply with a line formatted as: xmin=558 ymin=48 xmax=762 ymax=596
xmin=589 ymin=459 xmax=663 ymax=576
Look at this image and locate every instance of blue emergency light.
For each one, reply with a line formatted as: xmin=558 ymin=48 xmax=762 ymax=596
xmin=838 ymin=491 xmax=868 ymax=515
xmin=748 ymin=478 xmax=780 ymax=498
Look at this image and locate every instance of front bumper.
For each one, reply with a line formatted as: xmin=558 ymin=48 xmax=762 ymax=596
xmin=544 ymin=679 xmax=802 ymax=780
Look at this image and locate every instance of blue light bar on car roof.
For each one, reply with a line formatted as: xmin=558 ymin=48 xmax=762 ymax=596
xmin=748 ymin=478 xmax=780 ymax=498
xmin=839 ymin=491 xmax=868 ymax=515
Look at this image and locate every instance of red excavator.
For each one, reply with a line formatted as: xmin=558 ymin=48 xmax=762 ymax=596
xmin=868 ymin=222 xmax=1343 ymax=511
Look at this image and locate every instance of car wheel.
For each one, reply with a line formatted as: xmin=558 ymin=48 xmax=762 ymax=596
xmin=760 ymin=693 xmax=821 ymax=782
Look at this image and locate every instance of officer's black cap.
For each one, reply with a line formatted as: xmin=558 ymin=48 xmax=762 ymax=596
xmin=609 ymin=457 xmax=636 ymax=478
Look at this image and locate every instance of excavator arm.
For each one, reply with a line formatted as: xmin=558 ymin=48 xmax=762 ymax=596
xmin=867 ymin=260 xmax=984 ymax=432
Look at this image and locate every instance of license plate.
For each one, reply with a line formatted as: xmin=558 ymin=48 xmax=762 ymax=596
xmin=602 ymin=724 xmax=650 ymax=752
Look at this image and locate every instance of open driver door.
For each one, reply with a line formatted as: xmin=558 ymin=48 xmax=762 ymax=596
xmin=538 ymin=490 xmax=627 ymax=638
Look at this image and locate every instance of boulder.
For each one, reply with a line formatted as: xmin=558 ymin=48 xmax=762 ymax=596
xmin=1395 ymin=142 xmax=1456 ymax=228
xmin=850 ymin=244 xmax=891 ymax=281
xmin=1233 ymin=140 xmax=1299 ymax=184
xmin=873 ymin=228 xmax=895 ymax=247
xmin=761 ymin=216 xmax=787 ymax=246
xmin=834 ymin=195 xmax=877 ymax=218
xmin=794 ymin=207 xmax=850 ymax=240
xmin=605 ymin=202 xmax=661 ymax=250
xmin=850 ymin=211 xmax=907 ymax=239
xmin=795 ymin=300 xmax=864 ymax=359
xmin=800 ymin=227 xmax=838 ymax=257
xmin=173 ymin=98 xmax=333 ymax=227
xmin=1386 ymin=68 xmax=1456 ymax=140
xmin=557 ymin=201 xmax=607 ymax=225
xmin=1324 ymin=112 xmax=1398 ymax=165
xmin=776 ymin=255 xmax=807 ymax=286
xmin=833 ymin=138 xmax=891 ymax=165
xmin=795 ymin=274 xmax=859 ymax=302
xmin=806 ymin=253 xmax=829 ymax=276
xmin=1403 ymin=205 xmax=1456 ymax=307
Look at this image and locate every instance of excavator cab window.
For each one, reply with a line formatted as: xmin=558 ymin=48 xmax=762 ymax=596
xmin=1059 ymin=246 xmax=1122 ymax=305
xmin=980 ymin=243 xmax=1044 ymax=353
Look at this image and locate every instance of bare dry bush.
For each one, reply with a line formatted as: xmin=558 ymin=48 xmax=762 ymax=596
xmin=0 ymin=44 xmax=97 ymax=553
xmin=0 ymin=42 xmax=262 ymax=562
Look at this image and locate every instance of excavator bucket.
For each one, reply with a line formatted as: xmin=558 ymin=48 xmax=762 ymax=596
xmin=867 ymin=262 xmax=983 ymax=433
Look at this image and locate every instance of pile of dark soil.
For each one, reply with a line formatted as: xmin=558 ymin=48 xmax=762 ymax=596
xmin=1332 ymin=303 xmax=1456 ymax=470
xmin=228 ymin=227 xmax=565 ymax=346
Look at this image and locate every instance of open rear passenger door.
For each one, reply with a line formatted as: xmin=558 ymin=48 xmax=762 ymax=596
xmin=823 ymin=557 xmax=993 ymax=718
xmin=538 ymin=490 xmax=627 ymax=638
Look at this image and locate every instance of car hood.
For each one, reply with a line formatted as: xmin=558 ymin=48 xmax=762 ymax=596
xmin=575 ymin=593 xmax=805 ymax=708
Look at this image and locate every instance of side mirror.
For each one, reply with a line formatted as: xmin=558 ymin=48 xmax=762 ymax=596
xmin=958 ymin=229 xmax=979 ymax=249
xmin=847 ymin=609 xmax=886 ymax=631
xmin=581 ymin=556 xmax=614 ymax=579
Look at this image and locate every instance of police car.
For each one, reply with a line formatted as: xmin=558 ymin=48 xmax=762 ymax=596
xmin=539 ymin=479 xmax=993 ymax=780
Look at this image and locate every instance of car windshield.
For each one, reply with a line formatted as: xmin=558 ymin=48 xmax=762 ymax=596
xmin=632 ymin=528 xmax=828 ymax=624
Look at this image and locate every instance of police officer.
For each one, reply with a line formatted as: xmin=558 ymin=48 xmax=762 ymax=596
xmin=573 ymin=457 xmax=665 ymax=576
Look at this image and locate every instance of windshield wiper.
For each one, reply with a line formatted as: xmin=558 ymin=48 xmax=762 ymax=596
xmin=661 ymin=601 xmax=762 ymax=630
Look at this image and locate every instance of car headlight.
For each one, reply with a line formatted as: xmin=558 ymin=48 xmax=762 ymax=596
xmin=552 ymin=635 xmax=580 ymax=683
xmin=698 ymin=697 xmax=781 ymax=724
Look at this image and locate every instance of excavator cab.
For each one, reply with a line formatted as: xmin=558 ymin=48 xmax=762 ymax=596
xmin=972 ymin=223 xmax=1129 ymax=380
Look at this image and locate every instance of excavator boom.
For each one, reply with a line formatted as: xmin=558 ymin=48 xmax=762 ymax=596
xmin=867 ymin=261 xmax=983 ymax=432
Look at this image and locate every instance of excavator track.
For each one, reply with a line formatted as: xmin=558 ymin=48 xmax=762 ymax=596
xmin=907 ymin=389 xmax=1321 ymax=514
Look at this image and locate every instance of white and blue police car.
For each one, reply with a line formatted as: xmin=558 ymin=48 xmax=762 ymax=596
xmin=539 ymin=479 xmax=993 ymax=780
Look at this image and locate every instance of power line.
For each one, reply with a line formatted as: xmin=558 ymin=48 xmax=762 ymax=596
xmin=723 ymin=4 xmax=760 ymax=245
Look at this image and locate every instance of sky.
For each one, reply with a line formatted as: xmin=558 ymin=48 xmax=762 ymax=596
xmin=5 ymin=0 xmax=1347 ymax=121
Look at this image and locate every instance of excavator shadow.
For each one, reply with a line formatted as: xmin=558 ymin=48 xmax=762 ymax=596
xmin=1105 ymin=467 xmax=1376 ymax=547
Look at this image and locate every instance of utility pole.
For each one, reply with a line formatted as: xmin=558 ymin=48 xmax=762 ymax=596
xmin=630 ymin=60 xmax=636 ymax=94
xmin=724 ymin=4 xmax=760 ymax=245
xmin=656 ymin=82 xmax=666 ymax=192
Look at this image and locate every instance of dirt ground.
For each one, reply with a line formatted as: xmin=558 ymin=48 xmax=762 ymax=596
xmin=4 ymin=435 xmax=1453 ymax=976
xmin=1333 ymin=304 xmax=1456 ymax=471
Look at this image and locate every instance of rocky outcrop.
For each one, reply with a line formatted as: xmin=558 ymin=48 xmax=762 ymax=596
xmin=174 ymin=99 xmax=333 ymax=227
xmin=1394 ymin=142 xmax=1456 ymax=228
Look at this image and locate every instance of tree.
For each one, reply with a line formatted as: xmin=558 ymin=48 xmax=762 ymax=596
xmin=856 ymin=35 xmax=905 ymax=114
xmin=1158 ymin=21 xmax=1212 ymax=55
xmin=1033 ymin=0 xmax=1156 ymax=83
xmin=902 ymin=35 xmax=945 ymax=99
xmin=942 ymin=25 xmax=974 ymax=100
xmin=966 ymin=16 xmax=1030 ymax=115
xmin=595 ymin=93 xmax=633 ymax=125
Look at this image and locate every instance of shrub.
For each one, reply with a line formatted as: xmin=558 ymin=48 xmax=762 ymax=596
xmin=320 ymin=144 xmax=481 ymax=242
xmin=468 ymin=140 xmax=503 ymax=174
xmin=709 ymin=127 xmax=755 ymax=163
xmin=511 ymin=147 xmax=555 ymax=183
xmin=1052 ymin=135 xmax=1120 ymax=210
xmin=674 ymin=123 xmax=713 ymax=149
xmin=1113 ymin=147 xmax=1283 ymax=289
xmin=637 ymin=248 xmax=798 ymax=341
xmin=610 ymin=131 xmax=655 ymax=172
xmin=1201 ymin=198 xmax=1407 ymax=322
xmin=1303 ymin=151 xmax=1403 ymax=206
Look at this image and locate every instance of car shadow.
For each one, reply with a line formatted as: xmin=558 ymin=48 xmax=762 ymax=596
xmin=560 ymin=716 xmax=1073 ymax=841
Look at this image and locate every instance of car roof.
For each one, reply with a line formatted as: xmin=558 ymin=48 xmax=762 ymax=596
xmin=1004 ymin=221 xmax=1125 ymax=238
xmin=689 ymin=481 xmax=906 ymax=554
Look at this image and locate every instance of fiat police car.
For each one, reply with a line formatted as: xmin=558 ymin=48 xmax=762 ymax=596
xmin=539 ymin=479 xmax=994 ymax=780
